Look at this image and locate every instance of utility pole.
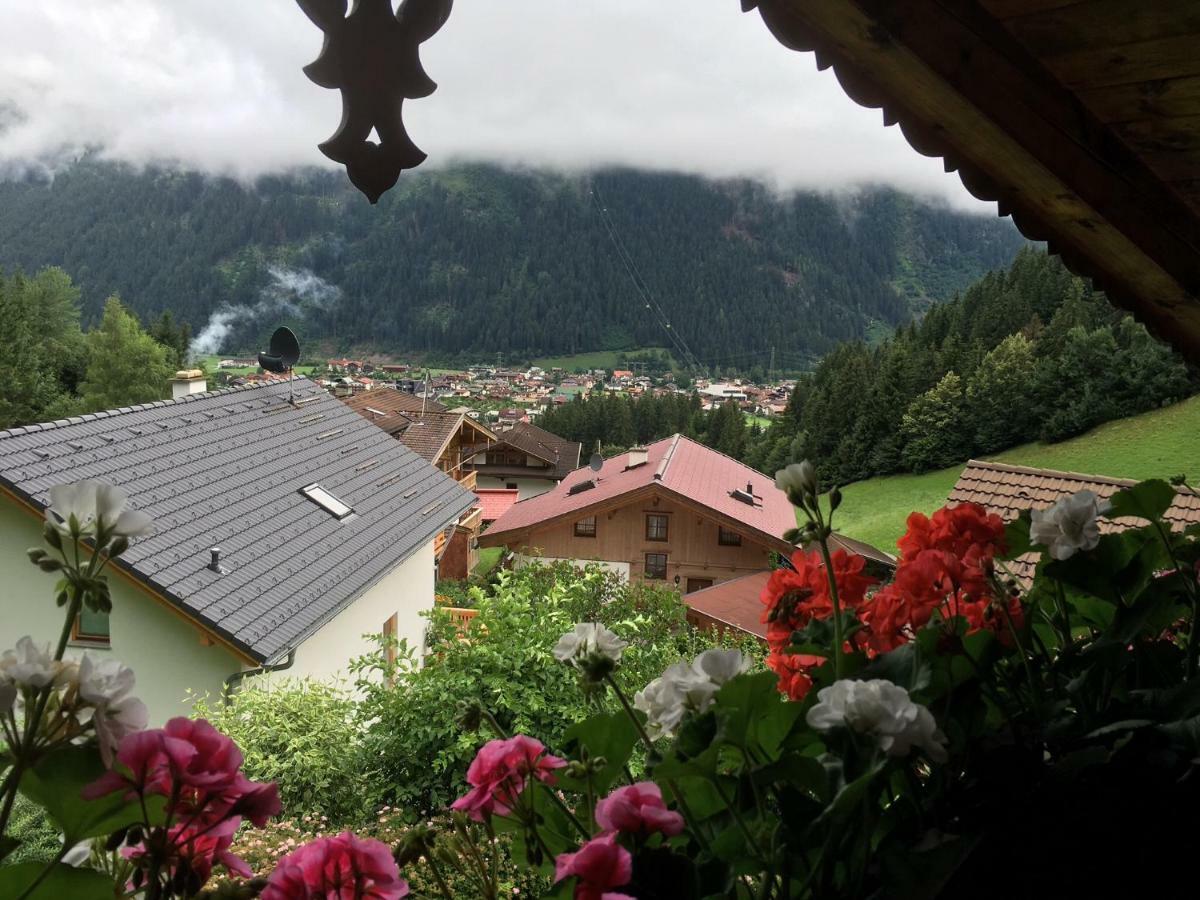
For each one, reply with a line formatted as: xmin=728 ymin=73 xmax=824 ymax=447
xmin=769 ymin=345 xmax=776 ymax=382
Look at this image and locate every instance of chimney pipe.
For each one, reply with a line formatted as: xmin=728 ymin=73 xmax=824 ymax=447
xmin=208 ymin=547 xmax=224 ymax=573
xmin=170 ymin=369 xmax=207 ymax=401
xmin=747 ymin=482 xmax=753 ymax=495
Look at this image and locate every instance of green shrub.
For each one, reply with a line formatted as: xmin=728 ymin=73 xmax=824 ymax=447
xmin=192 ymin=679 xmax=375 ymax=827
xmin=354 ymin=561 xmax=761 ymax=814
xmin=5 ymin=793 xmax=61 ymax=865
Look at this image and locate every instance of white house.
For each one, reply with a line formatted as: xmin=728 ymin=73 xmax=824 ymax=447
xmin=0 ymin=377 xmax=475 ymax=723
xmin=466 ymin=422 xmax=582 ymax=500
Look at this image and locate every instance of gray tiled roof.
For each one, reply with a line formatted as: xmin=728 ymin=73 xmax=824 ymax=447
xmin=0 ymin=379 xmax=475 ymax=663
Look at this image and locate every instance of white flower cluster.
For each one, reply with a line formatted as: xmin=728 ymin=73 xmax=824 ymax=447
xmin=634 ymin=649 xmax=751 ymax=740
xmin=1030 ymin=489 xmax=1111 ymax=561
xmin=0 ymin=637 xmax=146 ymax=765
xmin=806 ymin=679 xmax=948 ymax=763
xmin=45 ymin=480 xmax=153 ymax=537
xmin=553 ymin=623 xmax=628 ymax=666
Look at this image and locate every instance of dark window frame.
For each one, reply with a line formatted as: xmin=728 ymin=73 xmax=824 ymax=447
xmin=645 ymin=552 xmax=668 ymax=580
xmin=718 ymin=526 xmax=743 ymax=547
xmin=645 ymin=513 xmax=670 ymax=542
xmin=574 ymin=516 xmax=597 ymax=538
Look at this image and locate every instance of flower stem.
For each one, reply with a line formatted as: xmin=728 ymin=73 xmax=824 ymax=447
xmin=813 ymin=521 xmax=846 ymax=680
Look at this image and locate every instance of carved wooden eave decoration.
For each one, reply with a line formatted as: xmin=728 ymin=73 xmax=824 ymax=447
xmin=743 ymin=0 xmax=1200 ymax=364
xmin=298 ymin=0 xmax=452 ymax=203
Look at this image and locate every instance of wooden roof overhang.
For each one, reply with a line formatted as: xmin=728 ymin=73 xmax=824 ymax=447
xmin=744 ymin=0 xmax=1200 ymax=361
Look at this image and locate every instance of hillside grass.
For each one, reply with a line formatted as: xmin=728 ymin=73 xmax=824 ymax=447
xmin=832 ymin=395 xmax=1200 ymax=554
xmin=197 ymin=354 xmax=317 ymax=376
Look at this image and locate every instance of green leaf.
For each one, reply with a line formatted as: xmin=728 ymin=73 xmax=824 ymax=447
xmin=558 ymin=711 xmax=639 ymax=793
xmin=1107 ymin=479 xmax=1177 ymax=524
xmin=0 ymin=862 xmax=117 ymax=899
xmin=1001 ymin=510 xmax=1034 ymax=560
xmin=859 ymin=642 xmax=931 ymax=696
xmin=712 ymin=671 xmax=802 ymax=759
xmin=814 ymin=760 xmax=885 ymax=829
xmin=18 ymin=745 xmax=157 ymax=843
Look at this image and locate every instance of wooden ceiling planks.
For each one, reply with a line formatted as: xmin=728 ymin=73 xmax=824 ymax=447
xmin=748 ymin=0 xmax=1200 ymax=361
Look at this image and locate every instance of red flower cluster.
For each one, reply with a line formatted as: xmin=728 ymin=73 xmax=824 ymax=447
xmin=554 ymin=832 xmax=635 ymax=900
xmin=861 ymin=504 xmax=1020 ymax=653
xmin=450 ymin=735 xmax=566 ymax=822
xmin=261 ymin=831 xmax=408 ymax=900
xmin=760 ymin=549 xmax=876 ymax=700
xmin=84 ymin=717 xmax=281 ymax=890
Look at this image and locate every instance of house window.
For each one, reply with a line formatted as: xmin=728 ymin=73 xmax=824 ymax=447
xmin=72 ymin=607 xmax=110 ymax=646
xmin=644 ymin=552 xmax=668 ymax=580
xmin=299 ymin=483 xmax=354 ymax=520
xmin=574 ymin=516 xmax=597 ymax=537
xmin=718 ymin=526 xmax=743 ymax=547
xmin=646 ymin=514 xmax=669 ymax=542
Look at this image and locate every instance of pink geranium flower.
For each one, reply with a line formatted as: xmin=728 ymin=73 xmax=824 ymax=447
xmin=595 ymin=782 xmax=685 ymax=837
xmin=451 ymin=735 xmax=566 ymax=822
xmin=555 ymin=832 xmax=635 ymax=900
xmin=261 ymin=831 xmax=408 ymax=900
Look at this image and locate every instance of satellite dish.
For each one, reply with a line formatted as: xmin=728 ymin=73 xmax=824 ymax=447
xmin=589 ymin=453 xmax=603 ymax=473
xmin=258 ymin=326 xmax=300 ymax=374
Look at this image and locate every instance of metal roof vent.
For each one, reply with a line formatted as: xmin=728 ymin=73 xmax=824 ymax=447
xmin=208 ymin=547 xmax=227 ymax=574
xmin=625 ymin=446 xmax=649 ymax=470
xmin=568 ymin=479 xmax=596 ymax=496
xmin=730 ymin=486 xmax=757 ymax=506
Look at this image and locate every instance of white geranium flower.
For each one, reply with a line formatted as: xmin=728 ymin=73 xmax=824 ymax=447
xmin=45 ymin=479 xmax=153 ymax=537
xmin=552 ymin=623 xmax=628 ymax=665
xmin=1030 ymin=490 xmax=1111 ymax=561
xmin=775 ymin=461 xmax=818 ymax=497
xmin=77 ymin=655 xmax=148 ymax=765
xmin=691 ymin=648 xmax=751 ymax=686
xmin=807 ymin=679 xmax=948 ymax=763
xmin=635 ymin=650 xmax=752 ymax=740
xmin=634 ymin=673 xmax=688 ymax=741
xmin=0 ymin=637 xmax=69 ymax=689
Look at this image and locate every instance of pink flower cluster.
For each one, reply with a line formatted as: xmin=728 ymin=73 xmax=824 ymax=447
xmin=450 ymin=735 xmax=566 ymax=822
xmin=84 ymin=717 xmax=281 ymax=888
xmin=555 ymin=781 xmax=684 ymax=899
xmin=261 ymin=831 xmax=408 ymax=900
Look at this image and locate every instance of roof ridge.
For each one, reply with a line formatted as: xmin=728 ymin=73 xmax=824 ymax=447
xmin=964 ymin=458 xmax=1139 ymax=487
xmin=665 ymin=433 xmax=776 ymax=483
xmin=0 ymin=377 xmax=305 ymax=442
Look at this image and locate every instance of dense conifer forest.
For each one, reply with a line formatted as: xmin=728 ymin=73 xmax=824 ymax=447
xmin=540 ymin=250 xmax=1196 ymax=481
xmin=0 ymin=160 xmax=1024 ymax=365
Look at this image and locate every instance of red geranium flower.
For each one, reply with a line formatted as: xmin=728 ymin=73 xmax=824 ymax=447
xmin=554 ymin=832 xmax=635 ymax=900
xmin=451 ymin=735 xmax=566 ymax=822
xmin=594 ymin=782 xmax=685 ymax=837
xmin=261 ymin=831 xmax=408 ymax=900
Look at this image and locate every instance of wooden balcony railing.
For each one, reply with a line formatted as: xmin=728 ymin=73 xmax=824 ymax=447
xmin=457 ymin=469 xmax=478 ymax=491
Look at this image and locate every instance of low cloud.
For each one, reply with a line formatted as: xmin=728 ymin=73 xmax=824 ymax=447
xmin=0 ymin=1 xmax=991 ymax=212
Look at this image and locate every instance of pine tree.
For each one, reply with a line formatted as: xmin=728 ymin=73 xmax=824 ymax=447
xmin=79 ymin=297 xmax=175 ymax=413
xmin=900 ymin=372 xmax=970 ymax=472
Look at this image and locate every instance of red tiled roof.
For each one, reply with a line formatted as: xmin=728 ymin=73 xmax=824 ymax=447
xmin=949 ymin=459 xmax=1200 ymax=583
xmin=482 ymin=434 xmax=797 ymax=547
xmin=476 ymin=488 xmax=519 ymax=523
xmin=683 ymin=571 xmax=771 ymax=641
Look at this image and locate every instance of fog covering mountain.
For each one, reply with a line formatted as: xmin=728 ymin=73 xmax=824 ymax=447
xmin=0 ymin=161 xmax=1025 ymax=366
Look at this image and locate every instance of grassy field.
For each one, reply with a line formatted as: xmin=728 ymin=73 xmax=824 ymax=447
xmin=197 ymin=354 xmax=317 ymax=376
xmin=833 ymin=395 xmax=1200 ymax=553
xmin=531 ymin=347 xmax=676 ymax=372
xmin=473 ymin=546 xmax=503 ymax=577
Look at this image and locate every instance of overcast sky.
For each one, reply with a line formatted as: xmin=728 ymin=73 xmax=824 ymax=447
xmin=0 ymin=1 xmax=990 ymax=211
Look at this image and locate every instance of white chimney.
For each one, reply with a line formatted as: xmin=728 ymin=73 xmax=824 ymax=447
xmin=170 ymin=369 xmax=207 ymax=400
xmin=626 ymin=446 xmax=649 ymax=469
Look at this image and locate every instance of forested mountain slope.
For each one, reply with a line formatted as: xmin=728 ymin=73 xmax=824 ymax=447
xmin=0 ymin=161 xmax=1024 ymax=364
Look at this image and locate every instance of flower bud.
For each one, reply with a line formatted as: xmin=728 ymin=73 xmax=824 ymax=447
xmin=829 ymin=486 xmax=843 ymax=512
xmin=775 ymin=461 xmax=819 ymax=503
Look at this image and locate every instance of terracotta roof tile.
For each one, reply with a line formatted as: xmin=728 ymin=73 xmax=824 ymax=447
xmin=491 ymin=422 xmax=581 ymax=480
xmin=683 ymin=571 xmax=771 ymax=640
xmin=949 ymin=460 xmax=1200 ymax=584
xmin=476 ymin=488 xmax=519 ymax=522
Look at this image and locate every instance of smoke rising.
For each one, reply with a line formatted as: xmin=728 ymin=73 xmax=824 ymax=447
xmin=188 ymin=265 xmax=340 ymax=358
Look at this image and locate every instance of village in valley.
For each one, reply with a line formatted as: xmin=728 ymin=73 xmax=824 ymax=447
xmin=4 ymin=1 xmax=1200 ymax=897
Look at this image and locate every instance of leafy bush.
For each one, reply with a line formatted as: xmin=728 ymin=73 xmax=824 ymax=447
xmin=4 ymin=794 xmax=60 ymax=865
xmin=192 ymin=679 xmax=376 ymax=827
xmin=353 ymin=562 xmax=760 ymax=814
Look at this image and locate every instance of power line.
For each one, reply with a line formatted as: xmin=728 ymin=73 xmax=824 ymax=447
xmin=589 ymin=181 xmax=708 ymax=378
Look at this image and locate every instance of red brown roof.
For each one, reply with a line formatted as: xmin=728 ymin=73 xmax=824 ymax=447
xmin=949 ymin=459 xmax=1200 ymax=582
xmin=481 ymin=434 xmax=797 ymax=548
xmin=341 ymin=389 xmax=448 ymax=436
xmin=684 ymin=572 xmax=771 ymax=641
xmin=490 ymin=422 xmax=581 ymax=480
xmin=476 ymin=488 xmax=519 ymax=523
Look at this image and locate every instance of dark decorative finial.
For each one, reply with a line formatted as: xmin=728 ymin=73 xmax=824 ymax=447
xmin=297 ymin=0 xmax=454 ymax=203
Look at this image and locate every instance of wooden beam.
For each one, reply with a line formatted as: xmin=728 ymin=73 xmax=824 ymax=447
xmin=752 ymin=0 xmax=1200 ymax=361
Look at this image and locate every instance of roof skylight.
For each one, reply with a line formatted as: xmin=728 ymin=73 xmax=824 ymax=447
xmin=300 ymin=483 xmax=354 ymax=520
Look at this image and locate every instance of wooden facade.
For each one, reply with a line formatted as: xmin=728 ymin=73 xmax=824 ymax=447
xmin=495 ymin=487 xmax=780 ymax=590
